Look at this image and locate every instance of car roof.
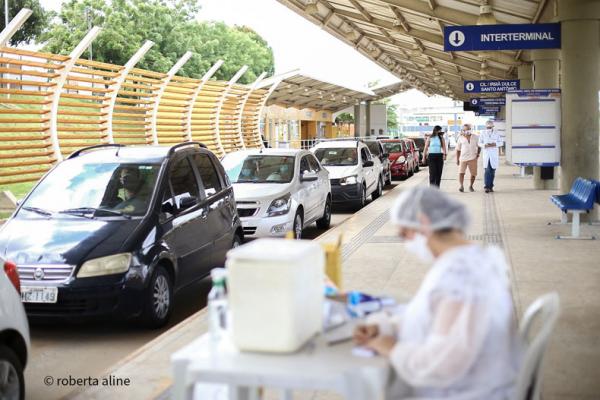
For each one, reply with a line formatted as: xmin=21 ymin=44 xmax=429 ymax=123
xmin=68 ymin=145 xmax=208 ymax=164
xmin=223 ymin=148 xmax=303 ymax=157
xmin=313 ymin=140 xmax=362 ymax=149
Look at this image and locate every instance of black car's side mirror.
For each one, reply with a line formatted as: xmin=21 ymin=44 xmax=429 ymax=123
xmin=363 ymin=160 xmax=374 ymax=167
xmin=178 ymin=196 xmax=197 ymax=211
xmin=161 ymin=201 xmax=175 ymax=214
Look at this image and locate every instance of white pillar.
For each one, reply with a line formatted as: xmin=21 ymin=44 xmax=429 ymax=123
xmin=49 ymin=27 xmax=101 ymax=162
xmin=238 ymin=72 xmax=267 ymax=148
xmin=0 ymin=8 xmax=32 ymax=46
xmin=215 ymin=66 xmax=248 ymax=155
xmin=150 ymin=51 xmax=193 ymax=145
xmin=185 ymin=60 xmax=223 ymax=142
xmin=104 ymin=40 xmax=154 ymax=144
xmin=256 ymin=78 xmax=284 ymax=148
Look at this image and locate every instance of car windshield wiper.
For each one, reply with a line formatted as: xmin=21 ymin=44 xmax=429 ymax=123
xmin=59 ymin=207 xmax=131 ymax=219
xmin=21 ymin=206 xmax=53 ymax=217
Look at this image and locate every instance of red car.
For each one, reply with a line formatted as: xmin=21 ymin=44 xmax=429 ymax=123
xmin=382 ymin=139 xmax=417 ymax=179
xmin=402 ymin=138 xmax=420 ymax=172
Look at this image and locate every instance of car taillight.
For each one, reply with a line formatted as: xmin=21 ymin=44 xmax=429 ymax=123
xmin=3 ymin=260 xmax=20 ymax=294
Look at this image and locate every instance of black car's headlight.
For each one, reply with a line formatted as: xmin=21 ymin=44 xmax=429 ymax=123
xmin=267 ymin=193 xmax=292 ymax=217
xmin=77 ymin=253 xmax=132 ymax=278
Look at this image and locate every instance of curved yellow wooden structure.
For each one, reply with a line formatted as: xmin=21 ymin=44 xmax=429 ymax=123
xmin=0 ymin=13 xmax=273 ymax=186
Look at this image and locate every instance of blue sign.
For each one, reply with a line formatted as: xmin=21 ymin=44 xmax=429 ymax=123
xmin=444 ymin=23 xmax=561 ymax=51
xmin=479 ymin=106 xmax=501 ymax=114
xmin=464 ymin=80 xmax=519 ymax=93
xmin=470 ymin=97 xmax=505 ymax=107
xmin=510 ymin=89 xmax=560 ymax=97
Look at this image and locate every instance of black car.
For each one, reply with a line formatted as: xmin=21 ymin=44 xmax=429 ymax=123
xmin=0 ymin=143 xmax=242 ymax=327
xmin=365 ymin=140 xmax=391 ymax=186
xmin=412 ymin=137 xmax=427 ymax=166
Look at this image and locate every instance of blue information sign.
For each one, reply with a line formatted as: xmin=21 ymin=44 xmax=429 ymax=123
xmin=464 ymin=80 xmax=519 ymax=93
xmin=444 ymin=23 xmax=561 ymax=51
xmin=470 ymin=97 xmax=505 ymax=107
xmin=479 ymin=106 xmax=501 ymax=113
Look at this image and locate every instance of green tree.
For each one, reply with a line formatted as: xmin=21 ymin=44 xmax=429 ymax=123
xmin=0 ymin=0 xmax=49 ymax=45
xmin=387 ymin=103 xmax=398 ymax=129
xmin=41 ymin=0 xmax=274 ymax=83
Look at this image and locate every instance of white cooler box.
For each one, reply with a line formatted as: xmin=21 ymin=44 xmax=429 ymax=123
xmin=226 ymin=239 xmax=324 ymax=353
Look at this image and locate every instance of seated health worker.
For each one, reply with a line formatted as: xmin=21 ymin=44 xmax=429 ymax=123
xmin=354 ymin=186 xmax=522 ymax=400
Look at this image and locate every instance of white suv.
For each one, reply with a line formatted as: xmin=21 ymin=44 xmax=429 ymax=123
xmin=0 ymin=256 xmax=30 ymax=400
xmin=221 ymin=149 xmax=331 ymax=239
xmin=311 ymin=140 xmax=384 ymax=210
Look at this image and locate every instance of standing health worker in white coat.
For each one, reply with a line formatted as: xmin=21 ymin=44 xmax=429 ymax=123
xmin=478 ymin=120 xmax=502 ymax=193
xmin=353 ymin=186 xmax=521 ymax=400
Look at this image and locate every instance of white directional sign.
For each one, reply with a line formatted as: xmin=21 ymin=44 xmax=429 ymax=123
xmin=448 ymin=30 xmax=465 ymax=47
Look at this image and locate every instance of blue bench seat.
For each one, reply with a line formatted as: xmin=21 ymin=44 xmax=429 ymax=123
xmin=550 ymin=178 xmax=598 ymax=239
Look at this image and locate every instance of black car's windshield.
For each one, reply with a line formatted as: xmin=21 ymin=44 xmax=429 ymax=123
xmin=366 ymin=142 xmax=381 ymax=156
xmin=314 ymin=148 xmax=357 ymax=166
xmin=383 ymin=142 xmax=403 ymax=154
xmin=413 ymin=138 xmax=425 ymax=150
xmin=21 ymin=161 xmax=161 ymax=217
xmin=222 ymin=154 xmax=295 ymax=184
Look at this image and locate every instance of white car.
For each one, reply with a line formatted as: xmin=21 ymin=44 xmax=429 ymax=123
xmin=0 ymin=256 xmax=30 ymax=400
xmin=221 ymin=149 xmax=331 ymax=239
xmin=311 ymin=140 xmax=384 ymax=210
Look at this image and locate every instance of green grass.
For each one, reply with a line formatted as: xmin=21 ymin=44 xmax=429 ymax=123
xmin=0 ymin=211 xmax=13 ymax=219
xmin=0 ymin=181 xmax=35 ymax=200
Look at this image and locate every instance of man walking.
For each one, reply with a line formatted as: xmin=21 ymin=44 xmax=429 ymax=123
xmin=478 ymin=120 xmax=502 ymax=193
xmin=456 ymin=123 xmax=480 ymax=192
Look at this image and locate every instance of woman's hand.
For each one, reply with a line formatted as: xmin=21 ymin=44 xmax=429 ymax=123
xmin=366 ymin=335 xmax=397 ymax=357
xmin=353 ymin=324 xmax=379 ymax=345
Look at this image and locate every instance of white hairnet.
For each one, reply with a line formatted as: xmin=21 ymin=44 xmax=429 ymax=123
xmin=391 ymin=186 xmax=470 ymax=232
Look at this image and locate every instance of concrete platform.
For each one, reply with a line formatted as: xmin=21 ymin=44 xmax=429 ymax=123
xmin=62 ymin=156 xmax=600 ymax=400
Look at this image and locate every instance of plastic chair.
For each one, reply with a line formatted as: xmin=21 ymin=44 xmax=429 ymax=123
xmin=513 ymin=293 xmax=560 ymax=400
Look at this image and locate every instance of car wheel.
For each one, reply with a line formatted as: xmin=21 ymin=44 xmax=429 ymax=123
xmin=355 ymin=185 xmax=366 ymax=211
xmin=409 ymin=164 xmax=414 ymax=177
xmin=385 ymin=169 xmax=392 ymax=186
xmin=293 ymin=211 xmax=303 ymax=239
xmin=415 ymin=163 xmax=420 ymax=172
xmin=0 ymin=345 xmax=24 ymax=400
xmin=372 ymin=177 xmax=383 ymax=200
xmin=232 ymin=233 xmax=242 ymax=248
xmin=316 ymin=197 xmax=331 ymax=230
xmin=141 ymin=265 xmax=173 ymax=329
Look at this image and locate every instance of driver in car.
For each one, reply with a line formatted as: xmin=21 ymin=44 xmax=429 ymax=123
xmin=267 ymin=163 xmax=291 ymax=181
xmin=115 ymin=167 xmax=147 ymax=213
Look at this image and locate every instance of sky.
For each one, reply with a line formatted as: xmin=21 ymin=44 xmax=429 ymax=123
xmin=38 ymin=0 xmax=453 ymax=107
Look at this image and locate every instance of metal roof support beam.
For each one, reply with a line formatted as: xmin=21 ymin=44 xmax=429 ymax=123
xmin=215 ymin=65 xmax=248 ymax=156
xmin=334 ymin=8 xmax=521 ymax=67
xmin=362 ymin=31 xmax=508 ymax=78
xmin=49 ymin=27 xmax=101 ymax=162
xmin=150 ymin=51 xmax=192 ymax=145
xmin=0 ymin=8 xmax=32 ymax=46
xmin=185 ymin=60 xmax=223 ymax=142
xmin=104 ymin=40 xmax=154 ymax=144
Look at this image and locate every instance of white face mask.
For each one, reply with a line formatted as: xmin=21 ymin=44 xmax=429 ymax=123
xmin=404 ymin=233 xmax=435 ymax=264
xmin=464 ymin=130 xmax=472 ymax=136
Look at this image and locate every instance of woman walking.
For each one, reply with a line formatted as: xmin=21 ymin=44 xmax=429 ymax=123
xmin=422 ymin=126 xmax=447 ymax=187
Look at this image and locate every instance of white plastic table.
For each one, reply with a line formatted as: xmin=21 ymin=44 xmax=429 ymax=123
xmin=171 ymin=333 xmax=393 ymax=400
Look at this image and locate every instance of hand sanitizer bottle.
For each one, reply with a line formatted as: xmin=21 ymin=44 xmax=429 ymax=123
xmin=208 ymin=268 xmax=228 ymax=344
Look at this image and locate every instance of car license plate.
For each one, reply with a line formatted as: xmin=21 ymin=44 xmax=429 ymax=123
xmin=21 ymin=286 xmax=58 ymax=303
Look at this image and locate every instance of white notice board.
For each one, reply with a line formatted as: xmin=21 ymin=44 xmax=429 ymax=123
xmin=506 ymin=89 xmax=561 ymax=166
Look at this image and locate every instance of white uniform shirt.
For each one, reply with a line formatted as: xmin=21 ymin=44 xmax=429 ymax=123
xmin=478 ymin=129 xmax=502 ymax=170
xmin=371 ymin=244 xmax=522 ymax=400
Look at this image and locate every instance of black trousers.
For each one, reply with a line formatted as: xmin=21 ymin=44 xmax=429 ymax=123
xmin=428 ymin=153 xmax=444 ymax=187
